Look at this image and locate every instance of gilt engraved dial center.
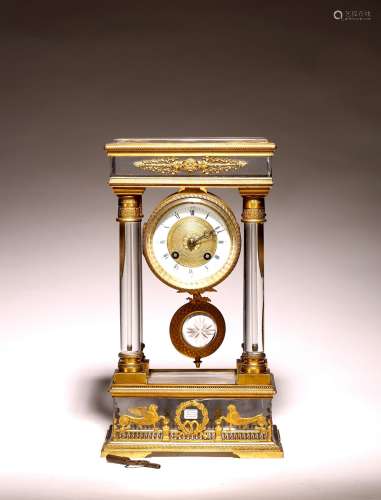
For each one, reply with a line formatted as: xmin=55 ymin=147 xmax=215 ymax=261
xmin=167 ymin=216 xmax=217 ymax=268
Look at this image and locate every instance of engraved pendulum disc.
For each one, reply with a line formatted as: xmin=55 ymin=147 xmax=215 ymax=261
xmin=169 ymin=297 xmax=225 ymax=367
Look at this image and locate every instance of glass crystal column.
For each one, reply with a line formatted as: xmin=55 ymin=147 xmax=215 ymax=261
xmin=117 ymin=194 xmax=144 ymax=360
xmin=241 ymin=196 xmax=268 ymax=373
xmin=243 ymin=222 xmax=264 ymax=352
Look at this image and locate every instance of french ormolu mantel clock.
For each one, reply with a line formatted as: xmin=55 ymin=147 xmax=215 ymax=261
xmin=101 ymin=138 xmax=283 ymax=459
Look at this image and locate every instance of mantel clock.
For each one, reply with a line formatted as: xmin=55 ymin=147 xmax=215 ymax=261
xmin=101 ymin=138 xmax=283 ymax=459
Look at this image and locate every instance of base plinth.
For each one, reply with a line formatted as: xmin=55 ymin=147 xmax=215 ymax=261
xmin=102 ymin=425 xmax=283 ymax=458
xmin=102 ymin=369 xmax=283 ymax=460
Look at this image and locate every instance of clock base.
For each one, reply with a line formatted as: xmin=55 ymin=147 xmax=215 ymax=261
xmin=101 ymin=425 xmax=283 ymax=459
xmin=102 ymin=369 xmax=283 ymax=460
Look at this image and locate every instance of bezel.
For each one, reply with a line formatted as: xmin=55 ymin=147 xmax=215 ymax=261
xmin=143 ymin=191 xmax=241 ymax=292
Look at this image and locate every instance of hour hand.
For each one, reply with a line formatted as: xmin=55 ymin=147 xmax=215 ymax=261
xmin=188 ymin=230 xmax=215 ymax=249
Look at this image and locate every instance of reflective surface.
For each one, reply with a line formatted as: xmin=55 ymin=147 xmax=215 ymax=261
xmin=111 ymin=137 xmax=269 ymax=143
xmin=243 ymin=222 xmax=264 ymax=353
xmin=182 ymin=313 xmax=217 ymax=348
xmin=113 ymin=396 xmax=272 ymax=435
xmin=120 ymin=221 xmax=142 ymax=353
xmin=148 ymin=370 xmax=236 ymax=385
xmin=111 ymin=155 xmax=272 ymax=178
xmin=107 ymin=136 xmax=274 ymax=178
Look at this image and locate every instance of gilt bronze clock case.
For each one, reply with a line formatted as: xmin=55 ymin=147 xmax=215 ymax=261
xmin=101 ymin=138 xmax=283 ymax=459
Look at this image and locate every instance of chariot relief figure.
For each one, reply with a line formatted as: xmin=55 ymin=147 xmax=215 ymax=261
xmin=216 ymin=404 xmax=268 ymax=431
xmin=119 ymin=404 xmax=168 ymax=429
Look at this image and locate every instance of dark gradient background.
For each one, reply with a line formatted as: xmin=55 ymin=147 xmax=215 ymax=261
xmin=1 ymin=2 xmax=380 ymax=499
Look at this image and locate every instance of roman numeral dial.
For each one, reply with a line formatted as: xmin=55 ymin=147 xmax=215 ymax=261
xmin=143 ymin=191 xmax=241 ymax=292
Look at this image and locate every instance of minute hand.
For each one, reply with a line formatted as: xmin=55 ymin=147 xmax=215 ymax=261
xmin=188 ymin=229 xmax=216 ymax=249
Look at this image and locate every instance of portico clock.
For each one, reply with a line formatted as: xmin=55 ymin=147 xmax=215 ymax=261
xmin=101 ymin=138 xmax=283 ymax=460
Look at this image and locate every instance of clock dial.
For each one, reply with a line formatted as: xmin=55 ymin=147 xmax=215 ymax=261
xmin=144 ymin=191 xmax=240 ymax=292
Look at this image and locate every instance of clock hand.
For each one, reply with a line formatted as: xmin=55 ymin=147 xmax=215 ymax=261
xmin=196 ymin=229 xmax=215 ymax=243
xmin=187 ymin=230 xmax=216 ymax=250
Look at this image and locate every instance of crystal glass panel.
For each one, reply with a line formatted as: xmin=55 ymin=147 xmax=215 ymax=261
xmin=107 ymin=137 xmax=273 ymax=178
xmin=111 ymin=155 xmax=272 ymax=178
xmin=112 ymin=397 xmax=272 ymax=442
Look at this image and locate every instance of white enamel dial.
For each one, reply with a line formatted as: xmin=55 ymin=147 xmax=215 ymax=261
xmin=144 ymin=192 xmax=241 ymax=292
